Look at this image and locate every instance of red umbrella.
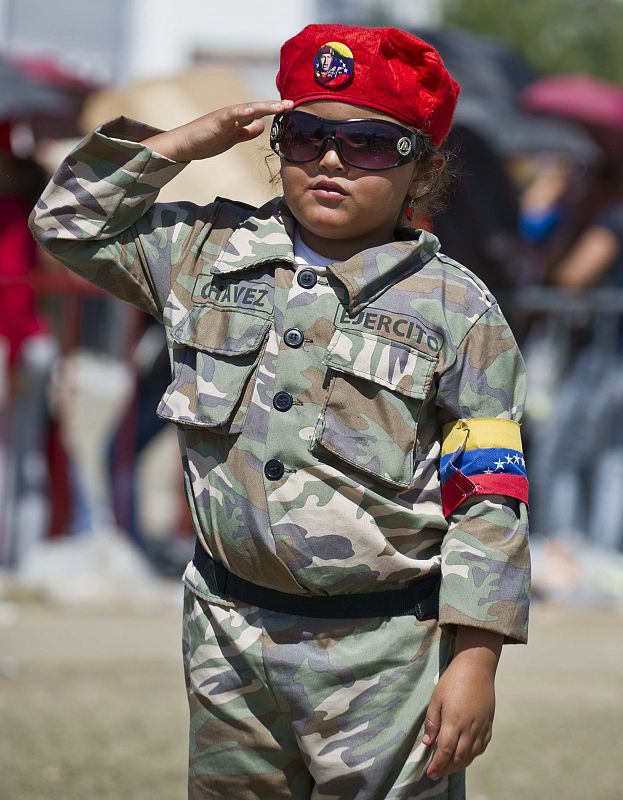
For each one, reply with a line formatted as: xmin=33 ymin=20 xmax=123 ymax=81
xmin=0 ymin=56 xmax=71 ymax=118
xmin=521 ymin=74 xmax=623 ymax=131
xmin=10 ymin=56 xmax=100 ymax=94
xmin=7 ymin=56 xmax=102 ymax=139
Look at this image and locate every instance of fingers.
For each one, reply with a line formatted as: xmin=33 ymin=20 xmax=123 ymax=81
xmin=426 ymin=725 xmax=459 ymax=781
xmin=211 ymin=99 xmax=293 ymax=147
xmin=426 ymin=722 xmax=492 ymax=781
xmin=234 ymin=118 xmax=266 ymax=142
xmin=222 ymin=99 xmax=293 ymax=132
xmin=422 ymin=698 xmax=441 ymax=747
xmin=183 ymin=99 xmax=294 ymax=160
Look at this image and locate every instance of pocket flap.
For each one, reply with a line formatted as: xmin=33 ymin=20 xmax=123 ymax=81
xmin=171 ymin=305 xmax=271 ymax=356
xmin=324 ymin=329 xmax=436 ymax=399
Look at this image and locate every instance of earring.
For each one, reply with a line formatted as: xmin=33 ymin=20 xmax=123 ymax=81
xmin=405 ymin=199 xmax=415 ymax=221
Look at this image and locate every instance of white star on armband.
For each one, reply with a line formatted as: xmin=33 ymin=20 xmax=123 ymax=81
xmin=484 ymin=468 xmax=494 ymax=474
xmin=494 ymin=458 xmax=505 ymax=470
xmin=505 ymin=453 xmax=514 ymax=464
xmin=513 ymin=454 xmax=521 ymax=464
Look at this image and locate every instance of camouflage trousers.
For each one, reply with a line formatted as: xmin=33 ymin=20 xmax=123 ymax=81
xmin=182 ymin=581 xmax=465 ymax=800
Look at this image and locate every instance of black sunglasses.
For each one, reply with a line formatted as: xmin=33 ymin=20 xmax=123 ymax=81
xmin=269 ymin=110 xmax=424 ymax=171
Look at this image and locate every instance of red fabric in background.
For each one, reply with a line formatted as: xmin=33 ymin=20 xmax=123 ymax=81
xmin=0 ymin=195 xmax=45 ymax=366
xmin=47 ymin=418 xmax=72 ymax=537
xmin=0 ymin=121 xmax=12 ymax=153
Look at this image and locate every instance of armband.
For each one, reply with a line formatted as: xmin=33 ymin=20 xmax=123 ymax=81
xmin=440 ymin=418 xmax=529 ymax=517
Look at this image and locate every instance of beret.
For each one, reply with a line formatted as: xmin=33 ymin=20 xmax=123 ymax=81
xmin=276 ymin=24 xmax=460 ymax=147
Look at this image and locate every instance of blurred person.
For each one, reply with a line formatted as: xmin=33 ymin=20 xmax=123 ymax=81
xmin=522 ymin=152 xmax=623 ymax=551
xmin=107 ymin=315 xmax=194 ymax=574
xmin=0 ymin=120 xmax=59 ymax=567
xmin=517 ymin=153 xmax=577 ymax=249
xmin=433 ymin=124 xmax=534 ymax=298
xmin=30 ymin=25 xmax=530 ymax=800
xmin=548 ymin=159 xmax=623 ymax=551
xmin=548 ymin=165 xmax=623 ymax=291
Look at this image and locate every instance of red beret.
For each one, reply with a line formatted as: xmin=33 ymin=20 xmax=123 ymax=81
xmin=276 ymin=24 xmax=460 ymax=147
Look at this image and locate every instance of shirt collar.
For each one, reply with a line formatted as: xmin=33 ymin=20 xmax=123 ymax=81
xmin=326 ymin=229 xmax=441 ymax=315
xmin=211 ymin=197 xmax=295 ymax=274
xmin=211 ymin=198 xmax=441 ymax=315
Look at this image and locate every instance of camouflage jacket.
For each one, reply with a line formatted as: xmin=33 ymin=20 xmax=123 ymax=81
xmin=30 ymin=117 xmax=530 ymax=642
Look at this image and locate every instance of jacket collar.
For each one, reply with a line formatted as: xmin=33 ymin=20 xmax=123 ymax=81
xmin=211 ymin=197 xmax=441 ymax=316
xmin=211 ymin=197 xmax=295 ymax=274
xmin=326 ymin=229 xmax=441 ymax=315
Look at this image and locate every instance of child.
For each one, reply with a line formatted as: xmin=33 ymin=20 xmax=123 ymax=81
xmin=30 ymin=24 xmax=530 ymax=800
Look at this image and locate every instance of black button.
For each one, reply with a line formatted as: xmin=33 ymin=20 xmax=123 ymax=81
xmin=264 ymin=459 xmax=285 ymax=480
xmin=284 ymin=327 xmax=304 ymax=348
xmin=273 ymin=391 xmax=294 ymax=412
xmin=297 ymin=269 xmax=317 ymax=289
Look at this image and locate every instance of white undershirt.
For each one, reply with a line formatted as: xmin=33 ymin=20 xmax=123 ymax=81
xmin=293 ymin=227 xmax=334 ymax=274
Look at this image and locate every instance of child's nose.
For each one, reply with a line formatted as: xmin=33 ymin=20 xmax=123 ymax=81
xmin=318 ymin=141 xmax=347 ymax=172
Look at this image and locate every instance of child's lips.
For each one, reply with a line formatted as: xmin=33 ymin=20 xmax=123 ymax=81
xmin=310 ymin=180 xmax=350 ymax=200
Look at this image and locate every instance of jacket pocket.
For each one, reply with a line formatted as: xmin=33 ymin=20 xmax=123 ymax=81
xmin=310 ymin=329 xmax=436 ymax=487
xmin=157 ymin=304 xmax=270 ymax=433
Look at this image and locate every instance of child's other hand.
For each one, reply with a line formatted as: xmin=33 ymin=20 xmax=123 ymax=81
xmin=423 ymin=627 xmax=503 ymax=781
xmin=141 ymin=99 xmax=293 ymax=162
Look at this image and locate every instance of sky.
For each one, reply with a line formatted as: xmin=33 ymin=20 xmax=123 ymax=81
xmin=0 ymin=0 xmax=440 ymax=83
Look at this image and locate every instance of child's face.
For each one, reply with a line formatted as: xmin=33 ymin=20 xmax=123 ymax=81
xmin=279 ymin=101 xmax=421 ymax=255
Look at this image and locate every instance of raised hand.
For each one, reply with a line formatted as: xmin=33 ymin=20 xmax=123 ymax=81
xmin=141 ymin=99 xmax=293 ymax=162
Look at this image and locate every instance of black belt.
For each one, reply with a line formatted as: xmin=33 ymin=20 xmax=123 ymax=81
xmin=192 ymin=541 xmax=440 ymax=621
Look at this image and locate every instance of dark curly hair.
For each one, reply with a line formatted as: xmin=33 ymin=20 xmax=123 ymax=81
xmin=406 ymin=132 xmax=453 ymax=218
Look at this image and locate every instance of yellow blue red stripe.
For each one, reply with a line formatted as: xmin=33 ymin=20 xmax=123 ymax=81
xmin=441 ymin=417 xmax=523 ymax=455
xmin=440 ymin=418 xmax=528 ymax=516
xmin=440 ymin=447 xmax=526 ymax=482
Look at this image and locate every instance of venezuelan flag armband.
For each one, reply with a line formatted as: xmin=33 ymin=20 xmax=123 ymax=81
xmin=440 ymin=418 xmax=529 ymax=517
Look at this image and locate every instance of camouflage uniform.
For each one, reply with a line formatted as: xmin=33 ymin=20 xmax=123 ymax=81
xmin=30 ymin=118 xmax=530 ymax=800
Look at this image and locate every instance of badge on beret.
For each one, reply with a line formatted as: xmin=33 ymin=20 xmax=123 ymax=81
xmin=313 ymin=41 xmax=354 ymax=88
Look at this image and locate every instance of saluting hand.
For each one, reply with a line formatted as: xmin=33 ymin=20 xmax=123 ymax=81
xmin=141 ymin=99 xmax=294 ymax=162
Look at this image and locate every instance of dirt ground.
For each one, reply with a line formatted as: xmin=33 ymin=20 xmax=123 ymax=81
xmin=1 ymin=594 xmax=622 ymax=800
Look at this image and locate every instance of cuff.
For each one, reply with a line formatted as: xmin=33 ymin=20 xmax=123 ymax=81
xmin=90 ymin=116 xmax=187 ymax=178
xmin=439 ymin=597 xmax=529 ymax=644
xmin=41 ymin=116 xmax=188 ymax=240
xmin=438 ymin=496 xmax=530 ymax=644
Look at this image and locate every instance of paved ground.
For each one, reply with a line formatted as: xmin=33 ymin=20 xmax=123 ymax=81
xmin=1 ymin=595 xmax=621 ymax=800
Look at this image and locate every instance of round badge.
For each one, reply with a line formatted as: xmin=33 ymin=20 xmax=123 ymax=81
xmin=397 ymin=136 xmax=412 ymax=156
xmin=313 ymin=41 xmax=354 ymax=88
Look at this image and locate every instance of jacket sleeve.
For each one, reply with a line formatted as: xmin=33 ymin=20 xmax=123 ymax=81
xmin=29 ymin=116 xmax=212 ymax=321
xmin=434 ymin=302 xmax=530 ymax=643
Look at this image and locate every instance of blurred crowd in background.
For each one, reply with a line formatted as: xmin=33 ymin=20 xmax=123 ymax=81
xmin=3 ymin=0 xmax=623 ymax=603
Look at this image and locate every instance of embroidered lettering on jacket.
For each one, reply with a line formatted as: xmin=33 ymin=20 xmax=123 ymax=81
xmin=335 ymin=307 xmax=442 ymax=352
xmin=192 ymin=275 xmax=270 ymax=309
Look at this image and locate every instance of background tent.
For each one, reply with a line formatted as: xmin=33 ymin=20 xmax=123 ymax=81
xmin=81 ymin=65 xmax=278 ymax=208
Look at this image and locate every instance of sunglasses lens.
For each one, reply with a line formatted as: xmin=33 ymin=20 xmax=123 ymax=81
xmin=279 ymin=115 xmax=324 ymax=162
xmin=274 ymin=112 xmax=415 ymax=170
xmin=338 ymin=124 xmax=404 ymax=169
